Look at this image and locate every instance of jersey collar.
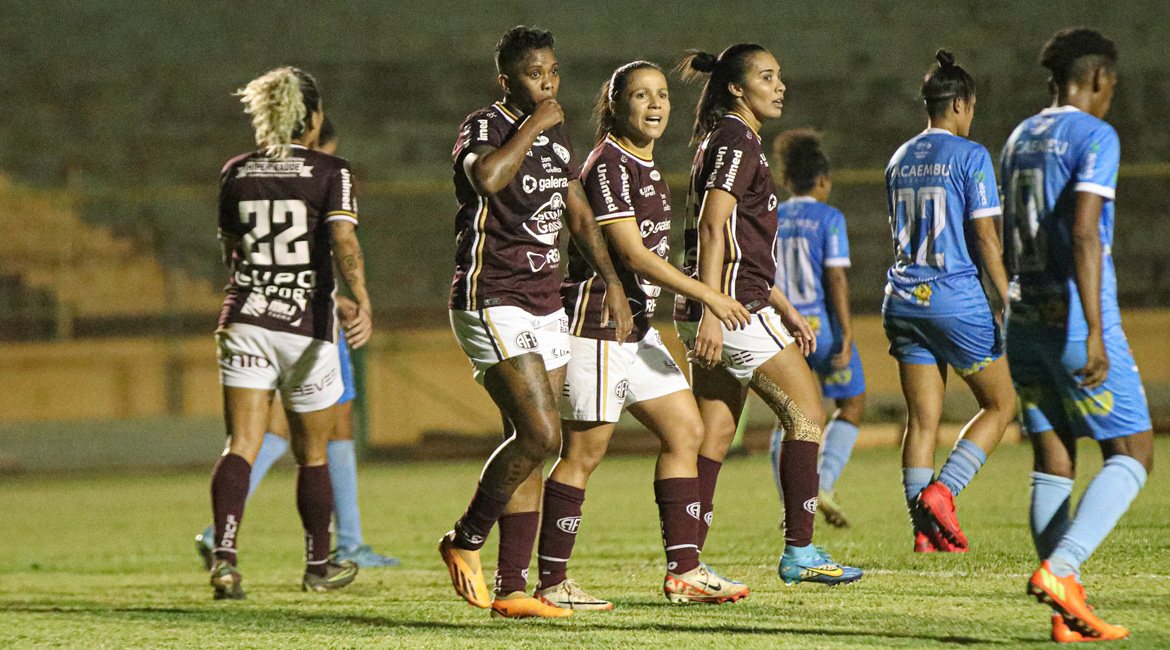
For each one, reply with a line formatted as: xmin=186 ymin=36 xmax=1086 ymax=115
xmin=724 ymin=112 xmax=760 ymax=137
xmin=605 ymin=134 xmax=654 ymax=167
xmin=493 ymin=101 xmax=520 ymax=124
xmin=1040 ymin=105 xmax=1083 ymax=115
xmin=921 ymin=127 xmax=954 ymax=136
xmin=785 ymin=195 xmax=817 ymax=203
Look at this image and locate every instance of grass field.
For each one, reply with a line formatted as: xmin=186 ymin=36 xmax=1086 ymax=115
xmin=4 ymin=438 xmax=1169 ymax=649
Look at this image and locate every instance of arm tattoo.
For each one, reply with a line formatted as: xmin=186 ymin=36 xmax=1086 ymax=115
xmin=750 ymin=371 xmax=822 ymax=443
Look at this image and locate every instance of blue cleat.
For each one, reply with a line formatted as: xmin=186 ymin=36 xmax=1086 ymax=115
xmin=778 ymin=546 xmax=862 ymax=586
xmin=334 ymin=544 xmax=400 ymax=567
xmin=195 ymin=524 xmax=215 ymax=571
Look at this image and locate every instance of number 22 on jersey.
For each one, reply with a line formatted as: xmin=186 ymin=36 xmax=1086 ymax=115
xmin=237 ymin=199 xmax=310 ymax=267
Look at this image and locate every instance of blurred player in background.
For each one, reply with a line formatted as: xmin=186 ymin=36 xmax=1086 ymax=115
xmin=195 ymin=118 xmax=399 ymax=570
xmin=769 ymin=129 xmax=867 ymax=529
xmin=1003 ymin=28 xmax=1150 ymax=642
xmin=210 ymin=67 xmax=371 ymax=598
xmin=883 ymin=50 xmax=1016 ymax=554
xmin=441 ymin=26 xmax=632 ymax=619
xmin=534 ymin=61 xmax=752 ymax=611
xmin=675 ymin=44 xmax=861 ymax=587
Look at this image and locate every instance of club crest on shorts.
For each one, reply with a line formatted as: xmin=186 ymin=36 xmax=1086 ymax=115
xmin=686 ymin=502 xmax=702 ymax=520
xmin=614 ymin=379 xmax=629 ymax=400
xmin=803 ymin=497 xmax=819 ymax=514
xmin=557 ymin=516 xmax=581 ymax=534
xmin=515 ymin=331 xmax=539 ymax=350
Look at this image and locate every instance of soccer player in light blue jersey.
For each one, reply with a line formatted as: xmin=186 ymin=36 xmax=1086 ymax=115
xmin=1003 ymin=28 xmax=1148 ymax=642
xmin=883 ymin=50 xmax=1017 ymax=554
xmin=769 ymin=129 xmax=866 ymax=529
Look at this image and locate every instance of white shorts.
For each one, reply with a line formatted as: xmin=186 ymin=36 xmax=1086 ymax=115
xmin=561 ymin=327 xmax=692 ymax=423
xmin=216 ymin=322 xmax=344 ymax=413
xmin=449 ymin=306 xmax=571 ymax=384
xmin=675 ymin=306 xmax=794 ymax=385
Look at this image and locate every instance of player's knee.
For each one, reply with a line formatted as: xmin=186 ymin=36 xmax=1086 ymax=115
xmin=836 ymin=393 xmax=866 ymax=425
xmin=517 ymin=422 xmax=561 ymax=461
xmin=663 ymin=419 xmax=704 ymax=457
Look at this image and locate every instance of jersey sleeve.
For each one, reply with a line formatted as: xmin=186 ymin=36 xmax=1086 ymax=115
xmin=1074 ymin=123 xmax=1120 ymax=200
xmin=583 ymin=157 xmax=636 ymax=225
xmin=823 ymin=209 xmax=851 ymax=267
xmin=323 ymin=160 xmax=358 ymax=226
xmin=965 ymin=145 xmax=1001 ymax=220
xmin=453 ymin=111 xmax=506 ymax=167
xmin=705 ymin=126 xmax=761 ymax=201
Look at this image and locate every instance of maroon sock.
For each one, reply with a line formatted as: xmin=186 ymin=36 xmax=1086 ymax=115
xmin=653 ymin=477 xmax=701 ymax=575
xmin=210 ymin=453 xmax=251 ymax=566
xmin=454 ymin=484 xmax=509 ymax=551
xmin=495 ymin=511 xmax=540 ymax=596
xmin=695 ymin=455 xmax=723 ymax=553
xmin=296 ymin=464 xmax=334 ymax=577
xmin=780 ymin=440 xmax=819 ymax=547
xmin=536 ymin=479 xmax=585 ymax=589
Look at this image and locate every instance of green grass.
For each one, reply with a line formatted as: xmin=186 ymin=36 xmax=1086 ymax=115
xmin=4 ymin=438 xmax=1169 ymax=649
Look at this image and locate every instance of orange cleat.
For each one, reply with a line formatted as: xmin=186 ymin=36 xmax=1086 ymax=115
xmin=1028 ymin=562 xmax=1128 ymax=641
xmin=927 ymin=526 xmax=968 ymax=553
xmin=490 ymin=592 xmax=574 ymax=619
xmin=1052 ymin=614 xmax=1092 ymax=643
xmin=914 ymin=531 xmax=936 ymax=553
xmin=438 ymin=531 xmax=491 ymax=608
xmin=917 ymin=482 xmax=969 ymax=548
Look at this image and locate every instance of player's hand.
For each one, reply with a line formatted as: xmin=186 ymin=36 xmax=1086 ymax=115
xmin=340 ymin=299 xmax=373 ymax=349
xmin=1073 ymin=334 xmax=1109 ymax=389
xmin=529 ymin=99 xmax=565 ymax=133
xmin=830 ymin=338 xmax=853 ymax=371
xmin=703 ymin=290 xmax=752 ymax=331
xmin=600 ymin=285 xmax=634 ymax=343
xmin=690 ymin=314 xmax=723 ymax=370
xmin=778 ymin=303 xmax=816 ymax=357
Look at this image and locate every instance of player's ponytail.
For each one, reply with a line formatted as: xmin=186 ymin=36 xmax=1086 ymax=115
xmin=678 ymin=44 xmax=767 ymax=145
xmin=236 ymin=67 xmax=322 ymax=159
xmin=594 ymin=60 xmax=662 ymax=143
xmin=921 ymin=49 xmax=975 ymax=119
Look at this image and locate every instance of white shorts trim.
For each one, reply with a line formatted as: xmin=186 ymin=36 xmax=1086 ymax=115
xmin=560 ymin=328 xmax=691 ymax=423
xmin=675 ymin=306 xmax=794 ymax=385
xmin=217 ymin=322 xmax=344 ymax=413
xmin=449 ymin=306 xmax=570 ymax=384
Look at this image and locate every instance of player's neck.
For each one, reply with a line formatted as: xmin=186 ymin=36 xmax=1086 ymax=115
xmin=613 ymin=133 xmax=654 ymax=159
xmin=925 ymin=119 xmax=956 ymax=135
xmin=501 ymin=98 xmax=531 ymax=118
xmin=1052 ymin=92 xmax=1093 ymax=116
xmin=728 ymin=109 xmax=761 ymax=134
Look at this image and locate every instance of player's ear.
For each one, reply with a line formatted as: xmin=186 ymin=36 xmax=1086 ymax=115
xmin=497 ymin=73 xmax=510 ymax=95
xmin=728 ymin=80 xmax=744 ymax=100
xmin=1091 ymin=66 xmax=1103 ymax=94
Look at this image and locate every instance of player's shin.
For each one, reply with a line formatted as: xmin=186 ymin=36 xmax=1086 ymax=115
xmin=1029 ymin=472 xmax=1074 ymax=560
xmin=536 ymin=480 xmax=585 ymax=589
xmin=1047 ymin=455 xmax=1147 ymax=577
xmin=695 ymin=456 xmax=722 ymax=552
xmin=296 ymin=464 xmax=334 ymax=576
xmin=654 ymin=478 xmax=701 ymax=575
xmin=496 ymin=511 xmax=540 ymax=596
xmin=210 ymin=453 xmax=252 ymax=566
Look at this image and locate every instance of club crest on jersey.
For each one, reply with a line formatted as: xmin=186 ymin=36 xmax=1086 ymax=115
xmin=557 ymin=516 xmax=581 ymax=534
xmin=686 ymin=502 xmax=702 ymax=520
xmin=553 ymin=143 xmax=571 ymax=165
xmin=650 ymin=169 xmax=662 ymax=181
xmin=803 ymin=497 xmax=819 ymax=514
xmin=514 ymin=331 xmax=539 ymax=350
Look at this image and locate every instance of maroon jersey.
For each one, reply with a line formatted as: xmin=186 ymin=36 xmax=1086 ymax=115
xmin=217 ymin=145 xmax=356 ymax=341
xmin=449 ymin=102 xmax=575 ymax=316
xmin=563 ymin=136 xmax=672 ymax=342
xmin=674 ymin=114 xmax=779 ymax=322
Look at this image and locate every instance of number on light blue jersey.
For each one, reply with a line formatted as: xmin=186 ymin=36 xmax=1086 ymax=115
xmin=1005 ymin=168 xmax=1047 ymax=273
xmin=779 ymin=236 xmax=818 ymax=304
xmin=892 ymin=187 xmax=947 ymax=269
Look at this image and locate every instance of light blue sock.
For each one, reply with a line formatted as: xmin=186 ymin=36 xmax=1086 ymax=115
xmin=903 ymin=467 xmax=935 ymax=529
xmin=1048 ymin=455 xmax=1147 ymax=578
xmin=1029 ymin=472 xmax=1074 ymax=560
xmin=782 ymin=543 xmax=816 ymax=560
xmin=936 ymin=439 xmax=987 ymax=497
xmin=246 ymin=432 xmax=288 ymax=501
xmin=818 ymin=420 xmax=860 ymax=492
xmin=328 ymin=440 xmax=364 ymax=550
xmin=770 ymin=426 xmax=784 ymax=504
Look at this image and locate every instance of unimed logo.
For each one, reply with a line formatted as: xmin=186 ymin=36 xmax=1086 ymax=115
xmin=557 ymin=516 xmax=581 ymax=534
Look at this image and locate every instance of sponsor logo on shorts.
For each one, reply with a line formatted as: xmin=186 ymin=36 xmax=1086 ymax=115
xmin=686 ymin=502 xmax=702 ymax=520
xmin=222 ymin=353 xmax=272 ymax=369
xmin=614 ymin=379 xmax=629 ymax=400
xmin=557 ymin=516 xmax=581 ymax=534
xmin=824 ymin=369 xmax=852 ymax=386
xmin=515 ymin=331 xmax=539 ymax=350
xmin=803 ymin=497 xmax=819 ymax=514
xmin=913 ymin=283 xmax=933 ymax=306
xmin=290 ymin=368 xmax=339 ymax=398
xmin=728 ymin=351 xmax=754 ymax=366
xmin=1064 ymin=391 xmax=1115 ymax=418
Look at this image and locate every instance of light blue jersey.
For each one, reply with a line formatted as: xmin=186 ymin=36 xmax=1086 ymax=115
xmin=1001 ymin=106 xmax=1121 ymax=340
xmin=883 ymin=128 xmax=1002 ymax=317
xmin=774 ymin=196 xmax=851 ymax=322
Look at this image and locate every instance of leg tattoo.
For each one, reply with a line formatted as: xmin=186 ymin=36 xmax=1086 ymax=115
xmin=750 ymin=371 xmax=822 ymax=443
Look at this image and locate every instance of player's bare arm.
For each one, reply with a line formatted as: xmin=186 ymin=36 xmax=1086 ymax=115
xmin=970 ymin=216 xmax=1011 ymax=317
xmin=693 ymin=187 xmax=736 ymax=368
xmin=565 ymin=179 xmax=633 ymax=341
xmin=463 ymin=99 xmax=564 ymax=195
xmin=601 ymin=219 xmax=750 ymax=331
xmin=1071 ymin=191 xmax=1108 ymax=388
xmin=331 ymin=220 xmax=372 ymax=348
xmin=823 ymin=266 xmax=853 ymax=369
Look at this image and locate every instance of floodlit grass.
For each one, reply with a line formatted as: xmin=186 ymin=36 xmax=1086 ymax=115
xmin=4 ymin=438 xmax=1169 ymax=649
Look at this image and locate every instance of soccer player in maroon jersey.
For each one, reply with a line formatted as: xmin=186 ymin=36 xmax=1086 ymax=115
xmin=440 ymin=26 xmax=633 ymax=619
xmin=675 ymin=45 xmax=861 ymax=586
xmin=533 ymin=61 xmax=753 ymax=610
xmin=208 ymin=67 xmax=369 ymax=599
